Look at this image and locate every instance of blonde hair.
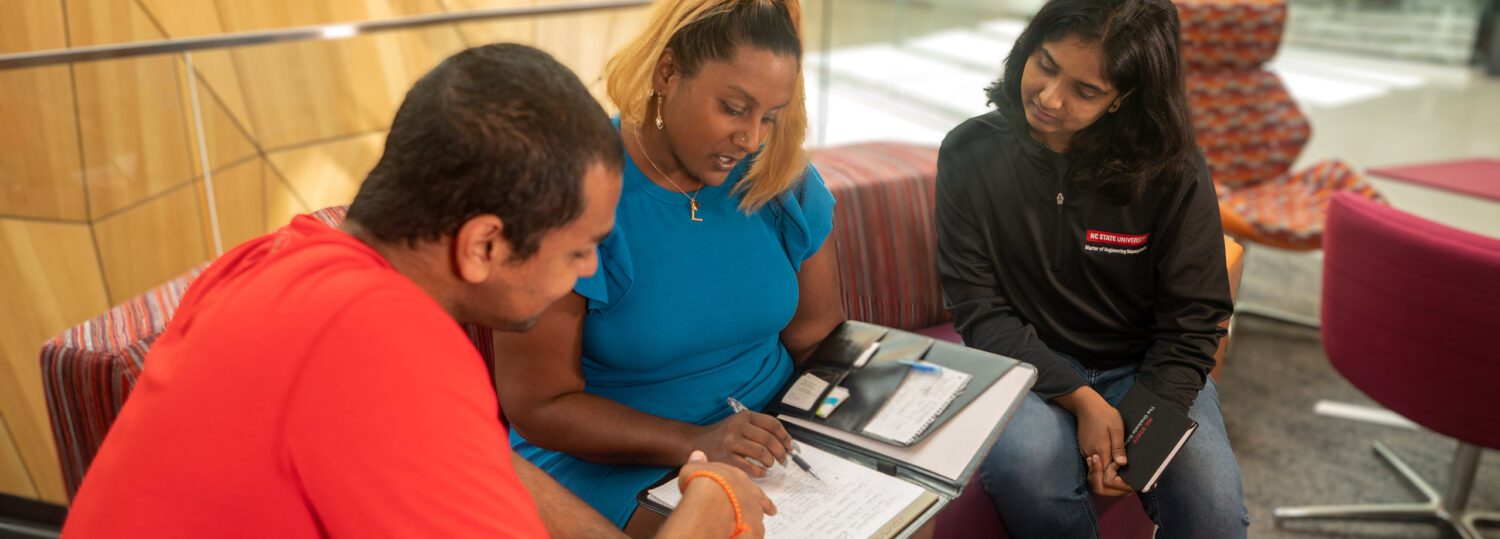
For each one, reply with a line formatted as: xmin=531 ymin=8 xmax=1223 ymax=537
xmin=604 ymin=0 xmax=808 ymax=213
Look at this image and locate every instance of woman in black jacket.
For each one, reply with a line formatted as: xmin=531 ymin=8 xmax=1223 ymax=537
xmin=935 ymin=0 xmax=1248 ymax=536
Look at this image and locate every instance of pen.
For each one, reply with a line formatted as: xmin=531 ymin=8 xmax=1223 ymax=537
xmin=726 ymin=397 xmax=821 ymax=481
xmin=897 ymin=359 xmax=943 ymax=374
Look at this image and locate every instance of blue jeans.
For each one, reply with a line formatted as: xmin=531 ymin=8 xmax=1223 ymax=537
xmin=980 ymin=356 xmax=1249 ymax=539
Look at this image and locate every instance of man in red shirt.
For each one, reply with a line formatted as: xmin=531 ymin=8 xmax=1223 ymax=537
xmin=63 ymin=44 xmax=772 ymax=538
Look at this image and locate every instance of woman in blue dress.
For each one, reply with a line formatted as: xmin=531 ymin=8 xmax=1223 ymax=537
xmin=492 ymin=0 xmax=845 ymax=531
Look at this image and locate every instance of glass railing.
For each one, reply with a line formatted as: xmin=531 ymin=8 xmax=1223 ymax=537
xmin=1284 ymin=0 xmax=1487 ymax=65
xmin=0 ymin=0 xmax=651 ymax=507
xmin=803 ymin=0 xmax=1032 ymax=147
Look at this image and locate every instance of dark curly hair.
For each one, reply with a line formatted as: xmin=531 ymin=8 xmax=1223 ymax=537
xmin=987 ymin=0 xmax=1196 ymax=203
xmin=348 ymin=43 xmax=621 ymax=259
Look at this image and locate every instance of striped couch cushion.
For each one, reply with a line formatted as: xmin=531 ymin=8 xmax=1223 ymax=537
xmin=811 ymin=143 xmax=951 ymax=331
xmin=40 ymin=268 xmax=203 ymax=498
xmin=39 ymin=206 xmax=497 ymax=499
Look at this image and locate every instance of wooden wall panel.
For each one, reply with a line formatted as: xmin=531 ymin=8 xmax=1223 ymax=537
xmin=68 ymin=3 xmax=196 ymax=219
xmin=195 ymin=158 xmax=267 ymax=251
xmin=0 ymin=1 xmax=77 ymax=489
xmin=137 ymin=0 xmax=259 ymax=151
xmin=266 ymin=166 xmax=313 ymax=229
xmin=182 ymin=50 xmax=258 ymax=151
xmin=0 ymin=0 xmax=82 ymax=222
xmin=216 ymin=0 xmax=464 ymax=150
xmin=0 ymin=416 xmax=37 ymax=499
xmin=0 ymin=67 xmax=88 ymax=222
xmin=175 ymin=64 xmax=259 ymax=177
xmin=225 ymin=33 xmax=462 ymax=151
xmin=449 ymin=0 xmax=537 ymax=48
xmin=0 ymin=0 xmax=67 ymax=53
xmin=533 ymin=3 xmax=651 ymax=101
xmin=215 ymin=0 xmax=449 ymax=30
xmin=0 ymin=218 xmax=110 ymax=503
xmin=267 ymin=132 xmax=385 ymax=212
xmin=72 ymin=54 xmax=197 ymax=220
xmin=92 ymin=186 xmax=210 ymax=305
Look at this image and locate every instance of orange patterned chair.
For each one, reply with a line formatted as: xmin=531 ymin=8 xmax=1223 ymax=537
xmin=1176 ymin=0 xmax=1384 ymax=250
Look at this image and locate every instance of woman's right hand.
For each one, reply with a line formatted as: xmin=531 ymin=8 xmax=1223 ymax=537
xmin=1057 ymin=386 xmax=1133 ymax=497
xmin=691 ymin=412 xmax=793 ymax=477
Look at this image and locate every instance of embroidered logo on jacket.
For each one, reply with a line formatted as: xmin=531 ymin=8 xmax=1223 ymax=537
xmin=1085 ymin=229 xmax=1149 ymax=254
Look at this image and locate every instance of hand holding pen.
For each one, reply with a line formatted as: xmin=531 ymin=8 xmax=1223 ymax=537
xmin=689 ymin=398 xmax=799 ymax=478
xmin=727 ymin=397 xmax=821 ymax=481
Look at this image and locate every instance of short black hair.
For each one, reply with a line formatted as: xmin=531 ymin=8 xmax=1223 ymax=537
xmin=348 ymin=43 xmax=621 ymax=259
xmin=986 ymin=0 xmax=1195 ymax=204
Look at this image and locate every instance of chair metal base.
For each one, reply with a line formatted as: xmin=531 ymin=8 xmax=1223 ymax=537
xmin=1468 ymin=512 xmax=1500 ymax=537
xmin=1275 ymin=441 xmax=1496 ymax=538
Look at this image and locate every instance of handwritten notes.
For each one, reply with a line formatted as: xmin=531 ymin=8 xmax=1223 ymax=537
xmin=861 ymin=368 xmax=971 ymax=444
xmin=648 ymin=444 xmax=933 ymax=538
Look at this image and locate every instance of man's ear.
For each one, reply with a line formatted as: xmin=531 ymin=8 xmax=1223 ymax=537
xmin=453 ymin=214 xmax=509 ymax=285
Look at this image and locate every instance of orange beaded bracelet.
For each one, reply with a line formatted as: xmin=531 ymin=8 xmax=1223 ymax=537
xmin=685 ymin=470 xmax=751 ymax=539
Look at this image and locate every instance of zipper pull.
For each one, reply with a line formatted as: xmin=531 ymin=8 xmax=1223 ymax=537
xmin=1056 ymin=192 xmax=1065 ymax=205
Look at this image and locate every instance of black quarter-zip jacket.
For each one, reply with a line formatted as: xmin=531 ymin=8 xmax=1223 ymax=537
xmin=935 ymin=111 xmax=1232 ymax=412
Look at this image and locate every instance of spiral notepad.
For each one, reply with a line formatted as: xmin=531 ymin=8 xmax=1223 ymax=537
xmin=861 ymin=367 xmax=971 ymax=444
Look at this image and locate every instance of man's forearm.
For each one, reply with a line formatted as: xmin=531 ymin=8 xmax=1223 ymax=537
xmin=511 ymin=453 xmax=627 ymax=539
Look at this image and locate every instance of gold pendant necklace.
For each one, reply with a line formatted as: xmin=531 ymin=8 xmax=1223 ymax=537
xmin=636 ymin=130 xmax=703 ymax=222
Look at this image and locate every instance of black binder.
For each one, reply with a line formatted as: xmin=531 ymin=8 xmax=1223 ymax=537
xmin=636 ymin=321 xmax=1038 ymax=538
xmin=767 ymin=321 xmax=1015 ymax=447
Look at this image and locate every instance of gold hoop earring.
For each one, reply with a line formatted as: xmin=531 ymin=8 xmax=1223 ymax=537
xmin=654 ymin=94 xmax=665 ymax=130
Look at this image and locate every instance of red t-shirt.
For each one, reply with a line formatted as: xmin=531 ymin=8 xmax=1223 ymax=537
xmin=64 ymin=216 xmax=548 ymax=538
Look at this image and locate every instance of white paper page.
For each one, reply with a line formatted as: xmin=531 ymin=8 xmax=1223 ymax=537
xmin=861 ymin=368 xmax=971 ymax=443
xmin=648 ymin=444 xmax=927 ymax=539
xmin=781 ymin=365 xmax=1036 ymax=482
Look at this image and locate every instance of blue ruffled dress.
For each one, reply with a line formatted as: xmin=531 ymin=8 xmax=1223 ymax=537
xmin=510 ymin=121 xmax=835 ymax=526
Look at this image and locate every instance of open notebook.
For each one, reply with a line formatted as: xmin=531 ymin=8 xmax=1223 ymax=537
xmin=647 ymin=444 xmax=939 ymax=539
xmin=861 ymin=367 xmax=971 ymax=444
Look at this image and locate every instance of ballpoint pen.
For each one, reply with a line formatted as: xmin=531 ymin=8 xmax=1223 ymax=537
xmin=726 ymin=397 xmax=821 ymax=481
xmin=896 ymin=358 xmax=944 ymax=374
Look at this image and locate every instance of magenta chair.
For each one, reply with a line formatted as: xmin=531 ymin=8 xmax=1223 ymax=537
xmin=1273 ymin=193 xmax=1500 ymax=538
